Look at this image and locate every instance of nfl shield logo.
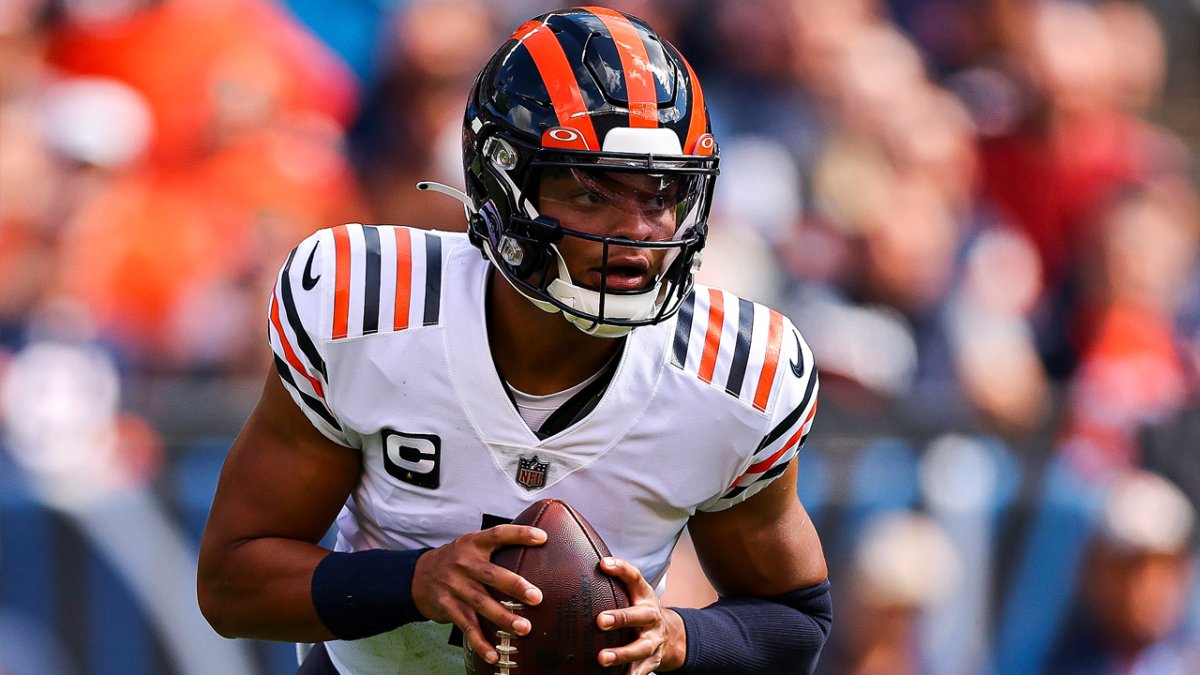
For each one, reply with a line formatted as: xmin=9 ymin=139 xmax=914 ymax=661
xmin=516 ymin=456 xmax=549 ymax=490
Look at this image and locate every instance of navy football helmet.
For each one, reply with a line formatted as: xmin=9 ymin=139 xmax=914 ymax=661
xmin=423 ymin=7 xmax=718 ymax=337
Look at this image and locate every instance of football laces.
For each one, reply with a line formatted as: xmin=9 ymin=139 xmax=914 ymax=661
xmin=492 ymin=600 xmax=526 ymax=675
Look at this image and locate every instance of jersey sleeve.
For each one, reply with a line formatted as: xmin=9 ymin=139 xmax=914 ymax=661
xmin=267 ymin=229 xmax=351 ymax=447
xmin=699 ymin=318 xmax=818 ymax=512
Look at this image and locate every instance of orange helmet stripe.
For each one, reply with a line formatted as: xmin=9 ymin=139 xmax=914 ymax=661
xmin=680 ymin=55 xmax=709 ymax=155
xmin=508 ymin=19 xmax=542 ymax=41
xmin=585 ymin=7 xmax=658 ymax=128
xmin=519 ymin=23 xmax=601 ymax=150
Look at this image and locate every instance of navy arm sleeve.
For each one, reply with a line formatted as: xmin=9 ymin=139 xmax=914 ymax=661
xmin=673 ymin=579 xmax=832 ymax=675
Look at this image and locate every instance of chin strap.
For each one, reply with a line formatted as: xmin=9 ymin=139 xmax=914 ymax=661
xmin=545 ymin=249 xmax=659 ymax=338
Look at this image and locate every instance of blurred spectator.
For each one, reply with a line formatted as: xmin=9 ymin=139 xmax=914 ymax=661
xmin=775 ymin=17 xmax=1053 ymax=436
xmin=1059 ymin=182 xmax=1200 ymax=476
xmin=52 ymin=108 xmax=365 ymax=372
xmin=348 ymin=0 xmax=499 ymax=229
xmin=678 ymin=0 xmax=856 ymax=175
xmin=46 ymin=0 xmax=358 ymax=166
xmin=823 ymin=510 xmax=962 ymax=675
xmin=1045 ymin=469 xmax=1199 ymax=674
xmin=1097 ymin=0 xmax=1168 ymax=116
xmin=884 ymin=0 xmax=985 ymax=78
xmin=22 ymin=0 xmax=369 ymax=373
xmin=962 ymin=0 xmax=1191 ymax=379
xmin=776 ymin=20 xmax=968 ymax=416
xmin=695 ymin=136 xmax=798 ymax=306
xmin=1140 ymin=403 xmax=1200 ymax=515
xmin=946 ymin=226 xmax=1051 ymax=437
xmin=0 ymin=1 xmax=65 ymax=347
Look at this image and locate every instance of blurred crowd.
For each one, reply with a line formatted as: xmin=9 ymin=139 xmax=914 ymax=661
xmin=2 ymin=0 xmax=1200 ymax=674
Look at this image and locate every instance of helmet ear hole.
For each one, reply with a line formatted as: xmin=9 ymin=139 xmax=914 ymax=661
xmin=505 ymin=215 xmax=562 ymax=280
xmin=514 ymin=245 xmax=547 ymax=280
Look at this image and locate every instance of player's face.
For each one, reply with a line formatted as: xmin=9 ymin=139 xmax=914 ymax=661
xmin=538 ymin=168 xmax=680 ymax=292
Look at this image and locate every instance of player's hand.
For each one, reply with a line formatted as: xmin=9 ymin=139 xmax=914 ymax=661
xmin=596 ymin=556 xmax=687 ymax=674
xmin=412 ymin=525 xmax=546 ymax=665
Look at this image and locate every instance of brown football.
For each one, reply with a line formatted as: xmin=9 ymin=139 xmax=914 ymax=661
xmin=464 ymin=499 xmax=635 ymax=675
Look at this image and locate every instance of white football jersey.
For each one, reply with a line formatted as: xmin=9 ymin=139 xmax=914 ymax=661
xmin=268 ymin=224 xmax=819 ymax=674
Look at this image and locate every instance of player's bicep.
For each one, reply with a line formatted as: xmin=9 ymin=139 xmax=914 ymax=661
xmin=687 ymin=460 xmax=826 ymax=598
xmin=201 ymin=372 xmax=361 ymax=552
xmin=197 ymin=373 xmax=361 ymax=639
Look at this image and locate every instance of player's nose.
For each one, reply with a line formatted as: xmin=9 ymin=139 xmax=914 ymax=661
xmin=607 ymin=206 xmax=666 ymax=242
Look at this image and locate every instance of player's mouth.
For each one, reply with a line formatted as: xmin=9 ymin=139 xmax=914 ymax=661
xmin=589 ymin=258 xmax=654 ymax=291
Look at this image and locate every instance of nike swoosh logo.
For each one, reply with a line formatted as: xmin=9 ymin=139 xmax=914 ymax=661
xmin=789 ymin=332 xmax=805 ymax=378
xmin=301 ymin=243 xmax=321 ymax=290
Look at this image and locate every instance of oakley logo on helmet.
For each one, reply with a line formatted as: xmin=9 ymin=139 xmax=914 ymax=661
xmin=549 ymin=128 xmax=581 ymax=142
xmin=542 ymin=126 xmax=590 ymax=151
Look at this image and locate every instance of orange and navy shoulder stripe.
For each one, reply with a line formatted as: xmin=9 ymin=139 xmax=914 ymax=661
xmin=326 ymin=223 xmax=446 ymax=341
xmin=270 ymin=242 xmax=339 ymax=433
xmin=700 ymin=317 xmax=818 ymax=506
xmin=720 ymin=361 xmax=819 ymax=503
xmin=669 ymin=287 xmax=792 ymax=412
xmin=269 ymin=224 xmax=451 ymax=438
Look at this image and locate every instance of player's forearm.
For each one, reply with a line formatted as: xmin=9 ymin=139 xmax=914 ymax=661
xmin=671 ymin=579 xmax=832 ymax=675
xmin=197 ymin=537 xmax=336 ymax=641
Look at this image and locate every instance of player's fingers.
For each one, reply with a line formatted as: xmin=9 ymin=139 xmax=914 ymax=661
xmin=457 ymin=586 xmax=533 ymax=637
xmin=599 ymin=557 xmax=654 ymax=596
xmin=455 ymin=613 xmax=499 ymax=666
xmin=598 ymin=635 xmax=658 ymax=668
xmin=474 ymin=563 xmax=543 ymax=608
xmin=478 ymin=524 xmax=547 ymax=548
xmin=597 ymin=605 xmax=660 ymax=630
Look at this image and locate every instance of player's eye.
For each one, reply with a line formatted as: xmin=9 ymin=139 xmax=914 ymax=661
xmin=568 ymin=190 xmax=607 ymax=207
xmin=630 ymin=193 xmax=671 ymax=215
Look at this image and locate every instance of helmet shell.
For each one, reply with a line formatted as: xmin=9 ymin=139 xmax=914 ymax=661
xmin=461 ymin=7 xmax=718 ymax=333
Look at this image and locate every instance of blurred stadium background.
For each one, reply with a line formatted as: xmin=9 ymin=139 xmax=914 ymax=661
xmin=2 ymin=0 xmax=1200 ymax=673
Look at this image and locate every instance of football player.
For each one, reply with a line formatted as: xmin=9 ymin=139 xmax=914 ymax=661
xmin=198 ymin=7 xmax=830 ymax=674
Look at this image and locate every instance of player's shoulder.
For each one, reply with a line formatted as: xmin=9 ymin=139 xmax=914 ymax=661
xmin=665 ymin=283 xmax=815 ymax=417
xmin=276 ymin=224 xmax=471 ymax=342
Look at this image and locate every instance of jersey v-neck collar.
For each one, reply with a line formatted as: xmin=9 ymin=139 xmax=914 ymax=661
xmin=443 ymin=243 xmax=666 ymax=454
